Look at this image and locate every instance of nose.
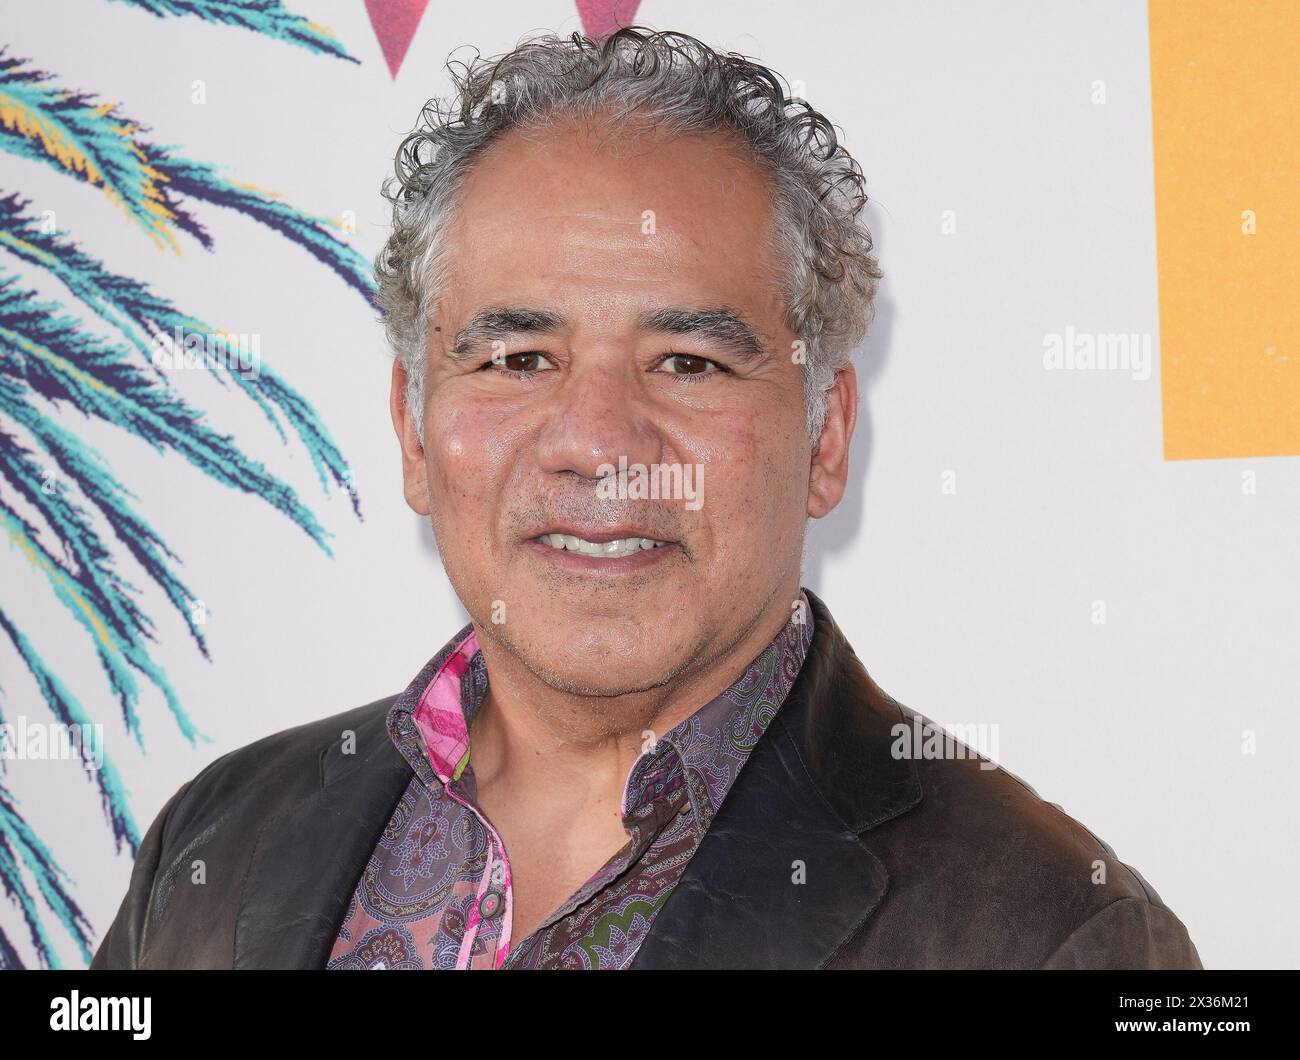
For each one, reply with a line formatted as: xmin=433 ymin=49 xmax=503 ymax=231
xmin=534 ymin=360 xmax=664 ymax=480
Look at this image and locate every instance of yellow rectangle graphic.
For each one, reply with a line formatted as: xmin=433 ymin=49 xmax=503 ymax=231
xmin=1149 ymin=0 xmax=1298 ymax=459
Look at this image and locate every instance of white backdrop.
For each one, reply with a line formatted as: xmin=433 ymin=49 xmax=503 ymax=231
xmin=2 ymin=0 xmax=1295 ymax=969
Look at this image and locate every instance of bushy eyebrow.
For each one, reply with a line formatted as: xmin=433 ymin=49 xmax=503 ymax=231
xmin=447 ymin=305 xmax=767 ymax=364
xmin=637 ymin=306 xmax=766 ymax=363
xmin=450 ymin=308 xmax=566 ymax=360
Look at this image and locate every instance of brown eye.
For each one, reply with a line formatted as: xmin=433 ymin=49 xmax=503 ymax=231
xmin=485 ymin=351 xmax=553 ymax=373
xmin=503 ymin=352 xmax=542 ymax=371
xmin=662 ymin=354 xmax=713 ymax=375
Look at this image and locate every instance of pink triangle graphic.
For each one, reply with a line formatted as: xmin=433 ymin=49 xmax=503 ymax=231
xmin=574 ymin=0 xmax=642 ymax=39
xmin=365 ymin=0 xmax=431 ymax=79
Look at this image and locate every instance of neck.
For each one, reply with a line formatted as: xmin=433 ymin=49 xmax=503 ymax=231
xmin=466 ymin=577 xmax=802 ymax=803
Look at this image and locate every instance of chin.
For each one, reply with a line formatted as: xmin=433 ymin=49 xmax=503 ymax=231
xmin=502 ymin=617 xmax=697 ymax=699
xmin=531 ymin=666 xmax=676 ymax=699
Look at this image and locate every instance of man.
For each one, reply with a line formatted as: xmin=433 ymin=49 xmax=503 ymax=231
xmin=92 ymin=27 xmax=1201 ymax=970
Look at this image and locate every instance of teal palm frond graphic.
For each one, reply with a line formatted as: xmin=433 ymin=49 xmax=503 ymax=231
xmin=109 ymin=0 xmax=359 ymax=62
xmin=0 ymin=10 xmax=372 ymax=968
xmin=0 ymin=50 xmax=371 ymax=297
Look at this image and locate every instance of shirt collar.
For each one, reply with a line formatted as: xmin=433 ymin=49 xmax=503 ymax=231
xmin=387 ymin=592 xmax=814 ymax=828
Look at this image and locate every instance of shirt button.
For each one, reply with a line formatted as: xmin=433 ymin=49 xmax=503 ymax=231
xmin=478 ymin=890 xmax=504 ymax=919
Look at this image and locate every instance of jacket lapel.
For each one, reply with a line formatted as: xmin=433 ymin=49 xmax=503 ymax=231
xmin=233 ymin=705 xmax=413 ymax=969
xmin=631 ymin=589 xmax=922 ymax=968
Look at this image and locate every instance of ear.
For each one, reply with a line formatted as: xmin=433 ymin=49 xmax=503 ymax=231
xmin=390 ymin=359 xmax=431 ymax=516
xmin=807 ymin=362 xmax=858 ymax=519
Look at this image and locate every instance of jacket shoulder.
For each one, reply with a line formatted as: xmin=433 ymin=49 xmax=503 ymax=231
xmin=166 ymin=696 xmax=396 ymax=833
xmin=90 ymin=695 xmax=397 ymax=969
xmin=200 ymin=695 xmax=397 ymax=779
xmin=847 ymin=699 xmax=1201 ymax=968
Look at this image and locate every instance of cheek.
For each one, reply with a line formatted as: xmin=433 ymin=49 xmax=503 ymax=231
xmin=424 ymin=401 xmax=497 ymax=512
xmin=705 ymin=412 xmax=804 ymax=492
xmin=423 ymin=395 xmax=537 ymax=522
xmin=706 ymin=418 xmax=808 ymax=551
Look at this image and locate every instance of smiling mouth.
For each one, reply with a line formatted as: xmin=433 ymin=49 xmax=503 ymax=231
xmin=536 ymin=533 xmax=671 ymax=558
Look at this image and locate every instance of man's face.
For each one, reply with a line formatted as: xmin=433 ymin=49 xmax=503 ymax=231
xmin=394 ymin=115 xmax=853 ymax=698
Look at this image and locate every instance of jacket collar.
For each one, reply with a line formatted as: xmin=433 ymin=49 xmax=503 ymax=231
xmin=234 ymin=588 xmax=921 ymax=969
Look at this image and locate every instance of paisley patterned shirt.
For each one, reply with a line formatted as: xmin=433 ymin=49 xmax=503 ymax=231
xmin=327 ymin=594 xmax=813 ymax=970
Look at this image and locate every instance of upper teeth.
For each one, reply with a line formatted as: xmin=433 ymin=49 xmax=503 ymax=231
xmin=541 ymin=534 xmax=667 ymax=558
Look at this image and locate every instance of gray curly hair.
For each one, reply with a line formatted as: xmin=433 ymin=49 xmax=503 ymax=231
xmin=377 ymin=26 xmax=882 ymax=442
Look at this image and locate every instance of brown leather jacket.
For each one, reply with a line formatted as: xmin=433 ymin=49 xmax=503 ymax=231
xmin=91 ymin=589 xmax=1202 ymax=969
